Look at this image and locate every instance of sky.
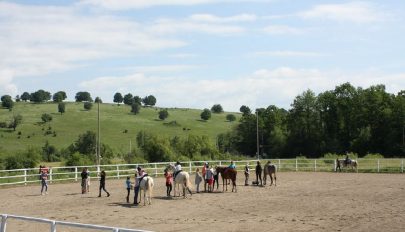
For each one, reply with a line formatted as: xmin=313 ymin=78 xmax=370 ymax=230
xmin=0 ymin=0 xmax=404 ymax=111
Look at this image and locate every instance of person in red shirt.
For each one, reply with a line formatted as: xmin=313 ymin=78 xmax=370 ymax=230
xmin=164 ymin=169 xmax=173 ymax=197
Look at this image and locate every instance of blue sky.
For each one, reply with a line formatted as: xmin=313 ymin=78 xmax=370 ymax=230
xmin=1 ymin=0 xmax=404 ymax=111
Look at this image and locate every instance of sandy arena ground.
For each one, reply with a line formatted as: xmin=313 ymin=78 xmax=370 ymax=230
xmin=0 ymin=172 xmax=404 ymax=232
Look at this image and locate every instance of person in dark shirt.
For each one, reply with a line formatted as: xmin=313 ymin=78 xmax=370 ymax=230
xmin=255 ymin=161 xmax=263 ymax=186
xmin=98 ymin=170 xmax=110 ymax=197
xmin=81 ymin=168 xmax=88 ymax=194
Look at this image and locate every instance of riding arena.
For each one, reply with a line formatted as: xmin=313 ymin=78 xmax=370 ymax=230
xmin=0 ymin=159 xmax=404 ymax=232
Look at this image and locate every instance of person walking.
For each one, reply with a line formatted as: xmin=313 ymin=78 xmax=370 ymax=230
xmin=98 ymin=170 xmax=110 ymax=197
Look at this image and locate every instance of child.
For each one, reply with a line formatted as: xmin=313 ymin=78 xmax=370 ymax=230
xmin=195 ymin=168 xmax=203 ymax=193
xmin=125 ymin=176 xmax=132 ymax=203
xmin=40 ymin=170 xmax=48 ymax=195
xmin=205 ymin=166 xmax=214 ymax=192
xmin=164 ymin=169 xmax=173 ymax=197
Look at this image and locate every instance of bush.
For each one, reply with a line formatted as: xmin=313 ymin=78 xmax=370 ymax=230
xmin=200 ymin=109 xmax=211 ymax=121
xmin=0 ymin=122 xmax=7 ymax=128
xmin=41 ymin=113 xmax=53 ymax=123
xmin=158 ymin=109 xmax=169 ymax=120
xmin=65 ymin=152 xmax=93 ymax=166
xmin=363 ymin=153 xmax=384 ymax=159
xmin=84 ymin=102 xmax=93 ymax=110
xmin=226 ymin=114 xmax=236 ymax=122
xmin=4 ymin=147 xmax=41 ymax=169
xmin=211 ymin=104 xmax=224 ymax=113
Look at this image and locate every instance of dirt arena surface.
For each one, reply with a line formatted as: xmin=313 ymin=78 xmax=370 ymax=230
xmin=1 ymin=172 xmax=404 ymax=232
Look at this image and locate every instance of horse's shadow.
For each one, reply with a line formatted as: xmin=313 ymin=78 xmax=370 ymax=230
xmin=108 ymin=202 xmax=138 ymax=208
xmin=154 ymin=196 xmax=175 ymax=200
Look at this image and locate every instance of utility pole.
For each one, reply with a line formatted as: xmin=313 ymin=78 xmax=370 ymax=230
xmin=256 ymin=110 xmax=259 ymax=160
xmin=97 ymin=101 xmax=101 ymax=174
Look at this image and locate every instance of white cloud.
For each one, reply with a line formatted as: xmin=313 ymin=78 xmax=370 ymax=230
xmin=79 ymin=0 xmax=272 ymax=10
xmin=79 ymin=67 xmax=405 ymax=111
xmin=262 ymin=25 xmax=304 ymax=34
xmin=120 ymin=65 xmax=198 ymax=74
xmin=300 ymin=2 xmax=390 ymax=23
xmin=0 ymin=2 xmax=185 ymax=78
xmin=252 ymin=51 xmax=325 ymax=57
xmin=189 ymin=13 xmax=257 ymax=23
xmin=148 ymin=18 xmax=245 ymax=35
xmin=0 ymin=69 xmax=18 ymax=97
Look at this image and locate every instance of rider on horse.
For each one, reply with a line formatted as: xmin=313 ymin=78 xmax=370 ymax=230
xmin=173 ymin=161 xmax=182 ymax=179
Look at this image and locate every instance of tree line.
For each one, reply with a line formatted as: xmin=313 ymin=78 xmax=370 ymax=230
xmin=218 ymin=83 xmax=405 ymax=158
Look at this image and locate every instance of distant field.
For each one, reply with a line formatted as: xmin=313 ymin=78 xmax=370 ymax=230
xmin=0 ymin=102 xmax=240 ymax=156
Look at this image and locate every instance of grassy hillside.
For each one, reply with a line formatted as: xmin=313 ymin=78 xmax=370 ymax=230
xmin=0 ymin=102 xmax=240 ymax=156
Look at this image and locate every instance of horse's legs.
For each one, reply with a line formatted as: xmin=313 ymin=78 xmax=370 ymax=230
xmin=222 ymin=177 xmax=225 ymax=192
xmin=263 ymin=172 xmax=267 ymax=185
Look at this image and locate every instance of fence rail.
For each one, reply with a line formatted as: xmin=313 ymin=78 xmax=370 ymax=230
xmin=0 ymin=159 xmax=404 ymax=187
xmin=0 ymin=214 xmax=150 ymax=232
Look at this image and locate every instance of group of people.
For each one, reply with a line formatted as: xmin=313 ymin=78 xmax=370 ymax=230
xmin=39 ymin=160 xmax=268 ymax=202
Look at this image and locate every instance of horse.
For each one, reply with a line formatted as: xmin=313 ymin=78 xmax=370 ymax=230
xmin=263 ymin=161 xmax=277 ymax=186
xmin=167 ymin=165 xmax=192 ymax=198
xmin=135 ymin=171 xmax=154 ymax=206
xmin=215 ymin=167 xmax=237 ymax=192
xmin=336 ymin=159 xmax=358 ymax=172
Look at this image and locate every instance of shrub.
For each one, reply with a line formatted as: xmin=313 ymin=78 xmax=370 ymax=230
xmin=226 ymin=114 xmax=236 ymax=122
xmin=84 ymin=102 xmax=93 ymax=110
xmin=41 ymin=113 xmax=53 ymax=123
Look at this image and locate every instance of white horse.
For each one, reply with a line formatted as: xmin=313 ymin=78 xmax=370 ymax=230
xmin=167 ymin=165 xmax=192 ymax=198
xmin=336 ymin=159 xmax=358 ymax=172
xmin=136 ymin=172 xmax=154 ymax=206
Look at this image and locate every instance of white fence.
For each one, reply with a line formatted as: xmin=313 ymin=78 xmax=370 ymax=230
xmin=0 ymin=159 xmax=404 ymax=187
xmin=0 ymin=214 xmax=150 ymax=232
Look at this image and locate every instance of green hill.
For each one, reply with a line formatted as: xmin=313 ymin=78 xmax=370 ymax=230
xmin=0 ymin=102 xmax=240 ymax=156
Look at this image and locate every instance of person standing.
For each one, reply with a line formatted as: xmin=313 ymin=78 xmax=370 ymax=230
xmin=133 ymin=171 xmax=140 ymax=205
xmin=81 ymin=168 xmax=88 ymax=194
xmin=255 ymin=161 xmax=263 ymax=186
xmin=164 ymin=169 xmax=173 ymax=197
xmin=244 ymin=163 xmax=250 ymax=186
xmin=40 ymin=169 xmax=48 ymax=195
xmin=98 ymin=170 xmax=110 ymax=197
xmin=202 ymin=162 xmax=207 ymax=192
xmin=125 ymin=176 xmax=132 ymax=203
xmin=195 ymin=168 xmax=203 ymax=193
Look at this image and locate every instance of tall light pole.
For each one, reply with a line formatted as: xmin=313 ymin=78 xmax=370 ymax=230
xmin=97 ymin=101 xmax=101 ymax=174
xmin=256 ymin=110 xmax=259 ymax=160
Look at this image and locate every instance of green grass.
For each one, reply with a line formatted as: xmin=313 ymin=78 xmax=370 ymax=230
xmin=0 ymin=102 xmax=240 ymax=156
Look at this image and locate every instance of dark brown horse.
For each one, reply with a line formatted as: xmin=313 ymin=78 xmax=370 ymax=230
xmin=263 ymin=161 xmax=277 ymax=186
xmin=216 ymin=167 xmax=237 ymax=192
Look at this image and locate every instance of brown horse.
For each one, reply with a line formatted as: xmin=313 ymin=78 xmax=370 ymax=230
xmin=216 ymin=167 xmax=237 ymax=192
xmin=263 ymin=161 xmax=277 ymax=186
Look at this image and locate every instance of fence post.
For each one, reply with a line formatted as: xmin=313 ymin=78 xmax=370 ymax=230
xmin=154 ymin=164 xmax=158 ymax=177
xmin=75 ymin=167 xmax=78 ymax=182
xmin=189 ymin=162 xmax=192 ymax=173
xmin=50 ymin=220 xmax=56 ymax=232
xmin=24 ymin=170 xmax=27 ymax=186
xmin=117 ymin=165 xmax=120 ymax=179
xmin=314 ymin=160 xmax=317 ymax=172
xmin=334 ymin=159 xmax=336 ymax=172
xmin=295 ymin=159 xmax=298 ymax=172
xmin=402 ymin=159 xmax=404 ymax=173
xmin=1 ymin=214 xmax=7 ymax=232
xmin=278 ymin=159 xmax=281 ymax=171
xmin=377 ymin=159 xmax=380 ymax=173
xmin=49 ymin=168 xmax=53 ymax=184
xmin=219 ymin=161 xmax=222 ymax=166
